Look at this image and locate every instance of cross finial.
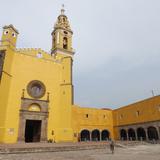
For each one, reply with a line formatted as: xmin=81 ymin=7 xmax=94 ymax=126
xmin=61 ymin=4 xmax=65 ymax=15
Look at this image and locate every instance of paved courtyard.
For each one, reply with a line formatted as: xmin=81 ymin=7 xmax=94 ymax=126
xmin=0 ymin=144 xmax=160 ymax=160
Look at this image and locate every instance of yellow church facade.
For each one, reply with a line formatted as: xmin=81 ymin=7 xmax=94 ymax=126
xmin=0 ymin=9 xmax=160 ymax=144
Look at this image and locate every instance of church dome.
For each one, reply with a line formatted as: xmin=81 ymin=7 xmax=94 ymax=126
xmin=54 ymin=6 xmax=72 ymax=32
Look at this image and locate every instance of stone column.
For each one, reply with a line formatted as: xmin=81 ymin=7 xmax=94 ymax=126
xmin=156 ymin=126 xmax=160 ymax=140
xmin=18 ymin=117 xmax=26 ymax=142
xmin=40 ymin=118 xmax=47 ymax=142
xmin=126 ymin=130 xmax=129 ymax=141
xmin=135 ymin=129 xmax=138 ymax=141
xmin=99 ymin=131 xmax=101 ymax=141
xmin=90 ymin=132 xmax=92 ymax=141
xmin=144 ymin=128 xmax=149 ymax=141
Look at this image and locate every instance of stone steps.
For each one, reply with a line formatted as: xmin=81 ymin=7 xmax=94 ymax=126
xmin=1 ymin=141 xmax=148 ymax=154
xmin=0 ymin=143 xmax=108 ymax=154
xmin=116 ymin=141 xmax=150 ymax=146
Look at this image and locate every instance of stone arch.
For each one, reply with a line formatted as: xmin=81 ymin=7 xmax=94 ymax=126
xmin=147 ymin=126 xmax=159 ymax=140
xmin=91 ymin=129 xmax=100 ymax=141
xmin=18 ymin=98 xmax=49 ymax=143
xmin=128 ymin=128 xmax=136 ymax=141
xmin=101 ymin=130 xmax=110 ymax=141
xmin=137 ymin=127 xmax=146 ymax=141
xmin=80 ymin=129 xmax=90 ymax=141
xmin=120 ymin=129 xmax=127 ymax=140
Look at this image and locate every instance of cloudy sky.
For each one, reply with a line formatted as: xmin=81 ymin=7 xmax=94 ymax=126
xmin=0 ymin=0 xmax=160 ymax=109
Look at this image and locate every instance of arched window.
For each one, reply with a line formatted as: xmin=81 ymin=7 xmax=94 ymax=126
xmin=120 ymin=129 xmax=127 ymax=140
xmin=63 ymin=37 xmax=68 ymax=49
xmin=28 ymin=103 xmax=41 ymax=112
xmin=128 ymin=128 xmax=136 ymax=141
xmin=91 ymin=129 xmax=100 ymax=141
xmin=80 ymin=129 xmax=90 ymax=141
xmin=147 ymin=126 xmax=159 ymax=140
xmin=53 ymin=37 xmax=56 ymax=47
xmin=101 ymin=130 xmax=110 ymax=141
xmin=137 ymin=127 xmax=146 ymax=141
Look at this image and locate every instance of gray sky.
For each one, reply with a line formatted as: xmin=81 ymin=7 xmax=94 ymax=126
xmin=0 ymin=0 xmax=160 ymax=109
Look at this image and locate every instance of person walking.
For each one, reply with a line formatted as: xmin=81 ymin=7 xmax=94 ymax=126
xmin=110 ymin=140 xmax=115 ymax=154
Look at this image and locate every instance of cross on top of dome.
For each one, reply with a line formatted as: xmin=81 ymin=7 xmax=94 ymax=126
xmin=61 ymin=4 xmax=65 ymax=15
xmin=54 ymin=4 xmax=72 ymax=32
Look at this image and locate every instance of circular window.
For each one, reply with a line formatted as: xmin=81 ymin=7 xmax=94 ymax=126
xmin=27 ymin=80 xmax=46 ymax=99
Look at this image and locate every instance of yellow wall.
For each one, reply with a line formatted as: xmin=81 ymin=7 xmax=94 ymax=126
xmin=113 ymin=96 xmax=160 ymax=139
xmin=0 ymin=35 xmax=16 ymax=143
xmin=72 ymin=105 xmax=114 ymax=141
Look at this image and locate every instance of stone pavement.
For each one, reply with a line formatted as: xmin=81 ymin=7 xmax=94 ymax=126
xmin=0 ymin=144 xmax=160 ymax=160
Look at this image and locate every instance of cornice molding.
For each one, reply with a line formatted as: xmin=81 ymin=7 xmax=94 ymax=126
xmin=52 ymin=48 xmax=75 ymax=57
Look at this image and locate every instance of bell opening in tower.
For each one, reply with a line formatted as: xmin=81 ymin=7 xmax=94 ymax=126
xmin=63 ymin=37 xmax=68 ymax=49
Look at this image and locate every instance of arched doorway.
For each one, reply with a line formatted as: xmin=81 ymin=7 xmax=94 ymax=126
xmin=18 ymin=99 xmax=48 ymax=143
xmin=91 ymin=129 xmax=100 ymax=141
xmin=137 ymin=127 xmax=146 ymax=141
xmin=101 ymin=130 xmax=110 ymax=141
xmin=128 ymin=128 xmax=136 ymax=141
xmin=147 ymin=127 xmax=159 ymax=140
xmin=80 ymin=130 xmax=90 ymax=141
xmin=120 ymin=129 xmax=127 ymax=140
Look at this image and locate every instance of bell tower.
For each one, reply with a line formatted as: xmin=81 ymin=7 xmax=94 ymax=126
xmin=50 ymin=6 xmax=75 ymax=142
xmin=51 ymin=6 xmax=74 ymax=58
